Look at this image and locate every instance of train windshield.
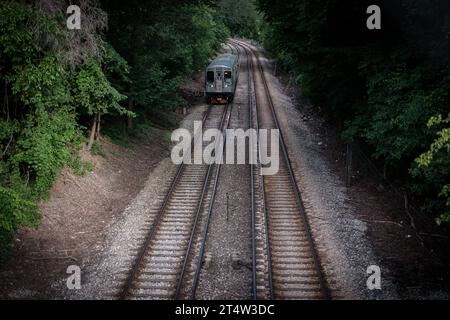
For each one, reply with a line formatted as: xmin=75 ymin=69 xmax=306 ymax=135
xmin=224 ymin=71 xmax=232 ymax=83
xmin=207 ymin=71 xmax=214 ymax=83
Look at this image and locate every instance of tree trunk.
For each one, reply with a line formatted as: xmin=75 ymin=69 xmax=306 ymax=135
xmin=127 ymin=99 xmax=133 ymax=130
xmin=95 ymin=112 xmax=101 ymax=140
xmin=4 ymin=83 xmax=10 ymax=121
xmin=87 ymin=113 xmax=98 ymax=151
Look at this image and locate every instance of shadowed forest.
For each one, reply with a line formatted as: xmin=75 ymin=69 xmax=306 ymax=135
xmin=1 ymin=0 xmax=449 ymax=262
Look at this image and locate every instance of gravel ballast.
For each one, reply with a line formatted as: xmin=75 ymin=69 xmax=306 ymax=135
xmin=253 ymin=43 xmax=399 ymax=299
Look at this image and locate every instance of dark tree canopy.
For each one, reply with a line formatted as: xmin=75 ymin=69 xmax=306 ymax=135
xmin=257 ymin=0 xmax=450 ymax=225
xmin=0 ymin=0 xmax=228 ymax=260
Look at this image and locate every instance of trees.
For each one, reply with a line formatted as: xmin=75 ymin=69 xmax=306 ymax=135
xmin=75 ymin=57 xmax=129 ymax=150
xmin=0 ymin=0 xmax=131 ymax=259
xmin=0 ymin=1 xmax=80 ymax=259
xmin=0 ymin=0 xmax=230 ymax=260
xmin=102 ymin=0 xmax=227 ymax=117
xmin=215 ymin=0 xmax=263 ymax=39
xmin=415 ymin=113 xmax=450 ymax=225
xmin=257 ymin=0 xmax=450 ymax=226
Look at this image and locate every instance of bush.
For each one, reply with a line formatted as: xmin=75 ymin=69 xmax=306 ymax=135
xmin=0 ymin=0 xmax=231 ymax=260
xmin=0 ymin=1 xmax=127 ymax=261
xmin=415 ymin=113 xmax=450 ymax=225
xmin=0 ymin=187 xmax=39 ymax=261
xmin=257 ymin=0 xmax=450 ymax=226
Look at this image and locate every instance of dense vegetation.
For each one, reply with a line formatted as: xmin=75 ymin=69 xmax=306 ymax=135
xmin=215 ymin=0 xmax=263 ymax=39
xmin=1 ymin=0 xmax=447 ymax=263
xmin=0 ymin=0 xmax=228 ymax=261
xmin=257 ymin=0 xmax=450 ymax=226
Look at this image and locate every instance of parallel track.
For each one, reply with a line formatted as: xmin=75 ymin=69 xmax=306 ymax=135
xmin=118 ymin=39 xmax=328 ymax=300
xmin=119 ymin=103 xmax=231 ymax=299
xmin=228 ymin=42 xmax=259 ymax=299
xmin=231 ymin=39 xmax=330 ymax=300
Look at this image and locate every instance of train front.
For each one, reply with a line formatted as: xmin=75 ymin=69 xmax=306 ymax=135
xmin=205 ymin=55 xmax=236 ymax=104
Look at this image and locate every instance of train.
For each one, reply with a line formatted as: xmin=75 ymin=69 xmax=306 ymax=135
xmin=205 ymin=53 xmax=238 ymax=104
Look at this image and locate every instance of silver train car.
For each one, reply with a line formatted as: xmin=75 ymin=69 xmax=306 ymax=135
xmin=205 ymin=53 xmax=238 ymax=104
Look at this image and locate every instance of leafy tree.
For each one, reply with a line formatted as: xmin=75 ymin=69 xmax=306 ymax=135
xmin=0 ymin=0 xmax=231 ymax=260
xmin=0 ymin=0 xmax=128 ymax=260
xmin=75 ymin=57 xmax=129 ymax=150
xmin=215 ymin=0 xmax=263 ymax=39
xmin=102 ymin=0 xmax=228 ymax=126
xmin=257 ymin=0 xmax=450 ymax=226
xmin=415 ymin=112 xmax=450 ymax=225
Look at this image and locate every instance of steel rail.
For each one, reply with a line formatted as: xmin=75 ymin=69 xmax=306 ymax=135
xmin=230 ymin=40 xmax=274 ymax=299
xmin=230 ymin=41 xmax=259 ymax=300
xmin=119 ymin=105 xmax=216 ymax=299
xmin=186 ymin=42 xmax=247 ymax=299
xmin=240 ymin=41 xmax=274 ymax=300
xmin=188 ymin=103 xmax=232 ymax=299
xmin=175 ymin=102 xmax=230 ymax=299
xmin=232 ymin=39 xmax=330 ymax=299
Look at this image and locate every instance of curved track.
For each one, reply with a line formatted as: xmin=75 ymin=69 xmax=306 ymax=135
xmin=119 ymin=103 xmax=231 ymax=299
xmin=231 ymin=39 xmax=330 ymax=300
xmin=118 ymin=40 xmax=329 ymax=300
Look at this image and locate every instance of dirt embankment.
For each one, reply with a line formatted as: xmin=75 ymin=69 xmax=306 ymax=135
xmin=258 ymin=46 xmax=450 ymax=299
xmin=0 ymin=69 xmax=208 ymax=298
xmin=0 ymin=134 xmax=171 ymax=298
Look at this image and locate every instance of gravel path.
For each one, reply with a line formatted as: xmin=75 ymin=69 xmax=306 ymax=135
xmin=194 ymin=55 xmax=253 ymax=299
xmin=55 ymin=105 xmax=209 ymax=299
xmin=250 ymin=43 xmax=398 ymax=299
xmin=60 ymin=158 xmax=177 ymax=299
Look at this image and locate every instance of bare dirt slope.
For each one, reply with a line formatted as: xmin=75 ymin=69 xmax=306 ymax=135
xmin=0 ymin=133 xmax=170 ymax=299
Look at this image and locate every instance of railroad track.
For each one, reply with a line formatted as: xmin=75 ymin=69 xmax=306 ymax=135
xmin=227 ymin=42 xmax=258 ymax=299
xmin=228 ymin=43 xmax=236 ymax=55
xmin=118 ymin=40 xmax=328 ymax=300
xmin=119 ymin=103 xmax=232 ymax=300
xmin=231 ymin=39 xmax=330 ymax=300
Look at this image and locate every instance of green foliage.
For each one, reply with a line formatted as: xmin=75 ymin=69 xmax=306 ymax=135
xmin=132 ymin=62 xmax=182 ymax=111
xmin=0 ymin=187 xmax=39 ymax=261
xmin=0 ymin=2 xmax=82 ymax=259
xmin=215 ymin=0 xmax=263 ymax=40
xmin=99 ymin=41 xmax=131 ymax=92
xmin=75 ymin=58 xmax=129 ymax=116
xmin=0 ymin=1 xmax=130 ymax=261
xmin=4 ymin=54 xmax=82 ymax=197
xmin=103 ymin=0 xmax=228 ymax=112
xmin=415 ymin=113 xmax=450 ymax=225
xmin=0 ymin=0 xmax=232 ymax=261
xmin=258 ymin=0 xmax=450 ymax=226
xmin=344 ymin=69 xmax=440 ymax=165
xmin=0 ymin=1 xmax=36 ymax=66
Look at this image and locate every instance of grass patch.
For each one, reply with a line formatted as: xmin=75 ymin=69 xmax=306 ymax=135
xmin=91 ymin=143 xmax=107 ymax=158
xmin=102 ymin=110 xmax=177 ymax=147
